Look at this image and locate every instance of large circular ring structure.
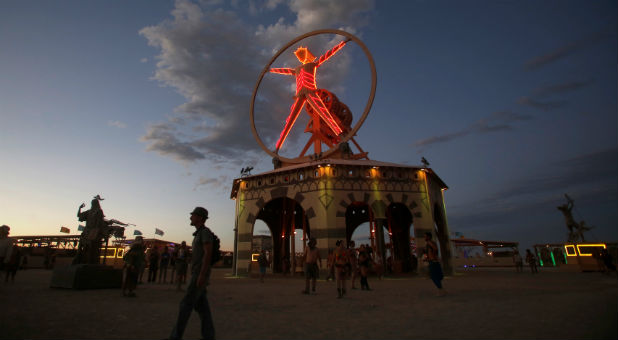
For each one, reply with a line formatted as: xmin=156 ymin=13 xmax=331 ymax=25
xmin=250 ymin=29 xmax=377 ymax=164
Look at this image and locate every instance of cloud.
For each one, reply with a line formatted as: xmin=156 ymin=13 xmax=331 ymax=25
xmin=516 ymin=96 xmax=566 ymax=111
xmin=524 ymin=28 xmax=613 ymax=71
xmin=140 ymin=58 xmax=148 ymax=63
xmin=531 ymin=80 xmax=592 ymax=97
xmin=139 ymin=0 xmax=375 ymax=164
xmin=194 ymin=174 xmax=230 ymax=190
xmin=448 ymin=147 xmax=618 ymax=229
xmin=413 ymin=111 xmax=531 ymax=149
xmin=107 ymin=120 xmax=127 ymax=129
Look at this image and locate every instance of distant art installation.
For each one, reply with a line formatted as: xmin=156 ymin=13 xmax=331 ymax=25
xmin=72 ymin=195 xmax=127 ymax=265
xmin=557 ymin=194 xmax=593 ymax=243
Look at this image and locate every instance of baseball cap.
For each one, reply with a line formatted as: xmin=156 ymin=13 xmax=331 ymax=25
xmin=190 ymin=207 xmax=209 ymax=219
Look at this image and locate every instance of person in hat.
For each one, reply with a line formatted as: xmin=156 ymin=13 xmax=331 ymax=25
xmin=122 ymin=236 xmax=145 ymax=297
xmin=302 ymin=237 xmax=321 ymax=294
xmin=169 ymin=207 xmax=216 ymax=340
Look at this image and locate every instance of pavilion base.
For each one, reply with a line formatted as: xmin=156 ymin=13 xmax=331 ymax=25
xmin=50 ymin=264 xmax=122 ymax=289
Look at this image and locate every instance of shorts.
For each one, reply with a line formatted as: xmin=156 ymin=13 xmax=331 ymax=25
xmin=305 ymin=263 xmax=319 ymax=279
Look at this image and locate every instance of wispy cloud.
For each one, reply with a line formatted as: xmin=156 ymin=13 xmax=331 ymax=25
xmin=193 ymin=174 xmax=231 ymax=191
xmin=524 ymin=28 xmax=613 ymax=71
xmin=516 ymin=96 xmax=566 ymax=111
xmin=107 ymin=120 xmax=127 ymax=129
xmin=530 ymin=80 xmax=592 ymax=97
xmin=139 ymin=0 xmax=375 ymax=164
xmin=413 ymin=111 xmax=531 ymax=149
xmin=517 ymin=80 xmax=591 ymax=111
xmin=449 ymin=147 xmax=618 ymax=229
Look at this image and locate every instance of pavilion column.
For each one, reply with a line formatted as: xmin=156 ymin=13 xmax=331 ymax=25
xmin=374 ymin=218 xmax=386 ymax=269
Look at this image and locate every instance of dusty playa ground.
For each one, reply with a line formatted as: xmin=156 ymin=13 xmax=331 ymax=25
xmin=1 ymin=267 xmax=616 ymax=339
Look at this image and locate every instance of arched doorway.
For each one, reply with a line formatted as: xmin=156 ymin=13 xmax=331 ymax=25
xmin=386 ymin=203 xmax=414 ymax=273
xmin=255 ymin=197 xmax=309 ymax=273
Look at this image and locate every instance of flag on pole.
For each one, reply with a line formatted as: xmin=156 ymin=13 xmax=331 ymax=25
xmin=60 ymin=226 xmax=70 ymax=233
xmin=133 ymin=230 xmax=143 ymax=236
xmin=78 ymin=225 xmax=85 ymax=231
xmin=155 ymin=228 xmax=164 ymax=236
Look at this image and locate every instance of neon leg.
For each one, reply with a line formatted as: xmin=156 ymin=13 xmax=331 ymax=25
xmin=276 ymin=97 xmax=306 ymax=151
xmin=306 ymin=93 xmax=343 ymax=136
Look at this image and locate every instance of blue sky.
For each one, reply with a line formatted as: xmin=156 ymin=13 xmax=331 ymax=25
xmin=1 ymin=0 xmax=616 ymax=253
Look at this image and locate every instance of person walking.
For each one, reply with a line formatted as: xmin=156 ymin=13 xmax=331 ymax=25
xmin=358 ymin=244 xmax=371 ymax=291
xmin=302 ymin=238 xmax=321 ymax=294
xmin=334 ymin=240 xmax=349 ymax=298
xmin=148 ymin=246 xmax=160 ymax=283
xmin=525 ymin=249 xmax=538 ymax=274
xmin=175 ymin=241 xmax=188 ymax=291
xmin=424 ymin=232 xmax=446 ymax=296
xmin=159 ymin=246 xmax=171 ymax=283
xmin=122 ymin=236 xmax=146 ymax=297
xmin=513 ymin=250 xmax=523 ymax=273
xmin=169 ymin=207 xmax=216 ymax=340
xmin=0 ymin=225 xmax=15 ymax=274
xmin=257 ymin=250 xmax=269 ymax=283
xmin=348 ymin=241 xmax=359 ymax=289
xmin=325 ymin=249 xmax=335 ymax=281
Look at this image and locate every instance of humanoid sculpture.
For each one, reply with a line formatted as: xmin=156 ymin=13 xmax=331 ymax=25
xmin=269 ymin=39 xmax=350 ymax=152
xmin=557 ymin=194 xmax=592 ymax=242
xmin=73 ymin=196 xmax=108 ymax=264
xmin=72 ymin=195 xmax=127 ymax=265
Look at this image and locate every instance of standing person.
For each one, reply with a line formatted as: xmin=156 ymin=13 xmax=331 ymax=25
xmin=257 ymin=250 xmax=269 ymax=283
xmin=0 ymin=225 xmax=14 ymax=274
xmin=169 ymin=207 xmax=216 ymax=340
xmin=4 ymin=244 xmax=21 ymax=283
xmin=348 ymin=241 xmax=359 ymax=289
xmin=159 ymin=246 xmax=171 ymax=283
xmin=424 ymin=232 xmax=446 ymax=296
xmin=169 ymin=246 xmax=177 ymax=284
xmin=148 ymin=246 xmax=160 ymax=283
xmin=325 ymin=249 xmax=335 ymax=281
xmin=358 ymin=244 xmax=371 ymax=290
xmin=525 ymin=249 xmax=538 ymax=274
xmin=302 ymin=238 xmax=322 ymax=294
xmin=334 ymin=240 xmax=349 ymax=298
xmin=513 ymin=250 xmax=524 ymax=273
xmin=122 ymin=236 xmax=146 ymax=297
xmin=175 ymin=241 xmax=188 ymax=291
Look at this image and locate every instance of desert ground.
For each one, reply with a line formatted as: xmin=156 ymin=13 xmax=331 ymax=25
xmin=1 ymin=266 xmax=616 ymax=339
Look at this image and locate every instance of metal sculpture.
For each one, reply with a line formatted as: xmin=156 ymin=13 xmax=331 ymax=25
xmin=250 ymin=29 xmax=376 ymax=165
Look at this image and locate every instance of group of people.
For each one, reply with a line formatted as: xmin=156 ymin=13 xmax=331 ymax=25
xmin=121 ymin=238 xmax=190 ymax=297
xmin=512 ymin=249 xmax=539 ymax=274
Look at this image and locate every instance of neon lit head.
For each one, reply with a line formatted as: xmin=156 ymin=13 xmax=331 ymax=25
xmin=294 ymin=46 xmax=315 ymax=64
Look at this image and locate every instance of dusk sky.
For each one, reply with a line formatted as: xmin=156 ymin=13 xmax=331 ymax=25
xmin=1 ymin=0 xmax=616 ymax=253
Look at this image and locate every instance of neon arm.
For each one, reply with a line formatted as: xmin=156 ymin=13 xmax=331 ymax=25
xmin=270 ymin=68 xmax=295 ymax=75
xmin=317 ymin=39 xmax=350 ymax=66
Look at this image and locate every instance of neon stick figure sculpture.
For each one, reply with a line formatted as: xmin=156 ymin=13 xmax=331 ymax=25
xmin=270 ymin=39 xmax=351 ymax=153
xmin=250 ymin=29 xmax=377 ymax=166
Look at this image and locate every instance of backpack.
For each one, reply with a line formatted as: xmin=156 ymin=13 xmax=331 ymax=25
xmin=210 ymin=232 xmax=222 ymax=265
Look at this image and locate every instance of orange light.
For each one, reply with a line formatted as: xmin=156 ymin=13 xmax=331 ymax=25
xmin=252 ymin=253 xmax=260 ymax=262
xmin=294 ymin=46 xmax=316 ymax=64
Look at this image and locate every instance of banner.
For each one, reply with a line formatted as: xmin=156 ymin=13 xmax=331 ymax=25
xmin=133 ymin=230 xmax=143 ymax=236
xmin=155 ymin=228 xmax=164 ymax=236
xmin=60 ymin=226 xmax=70 ymax=233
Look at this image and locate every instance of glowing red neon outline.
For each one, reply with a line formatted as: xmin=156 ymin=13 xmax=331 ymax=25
xmin=270 ymin=40 xmax=348 ymax=151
